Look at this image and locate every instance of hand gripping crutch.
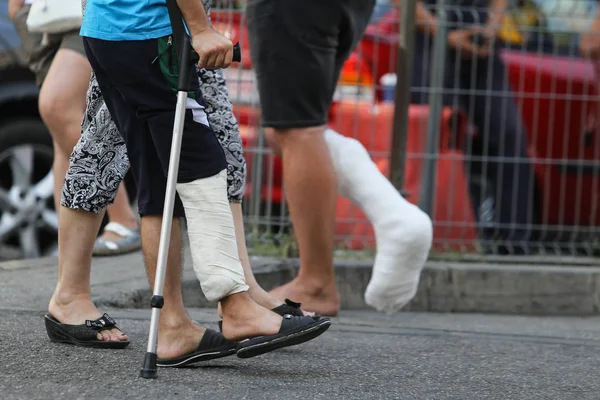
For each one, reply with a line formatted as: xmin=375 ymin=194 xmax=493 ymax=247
xmin=140 ymin=1 xmax=241 ymax=380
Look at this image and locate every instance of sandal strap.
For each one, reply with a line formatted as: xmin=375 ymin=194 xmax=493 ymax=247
xmin=85 ymin=313 xmax=117 ymax=330
xmin=284 ymin=298 xmax=301 ymax=308
xmin=103 ymin=222 xmax=137 ymax=238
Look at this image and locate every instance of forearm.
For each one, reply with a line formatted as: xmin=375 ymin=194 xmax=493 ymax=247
xmin=176 ymin=0 xmax=210 ymax=36
xmin=416 ymin=2 xmax=438 ymax=35
xmin=389 ymin=0 xmax=438 ymax=35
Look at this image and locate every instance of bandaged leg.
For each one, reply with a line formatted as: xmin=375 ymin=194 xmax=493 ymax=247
xmin=324 ymin=129 xmax=433 ymax=313
xmin=176 ymin=170 xmax=249 ymax=302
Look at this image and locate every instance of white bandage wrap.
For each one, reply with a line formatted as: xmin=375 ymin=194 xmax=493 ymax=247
xmin=176 ymin=169 xmax=248 ymax=302
xmin=324 ymin=129 xmax=433 ymax=313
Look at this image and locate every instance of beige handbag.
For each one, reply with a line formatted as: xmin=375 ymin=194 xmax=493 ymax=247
xmin=26 ymin=0 xmax=83 ymax=34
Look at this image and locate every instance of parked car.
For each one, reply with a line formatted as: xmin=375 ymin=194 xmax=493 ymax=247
xmin=0 ymin=2 xmax=56 ymax=260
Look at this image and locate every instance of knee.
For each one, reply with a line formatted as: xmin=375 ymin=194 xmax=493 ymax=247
xmin=265 ymin=126 xmax=325 ymax=156
xmin=38 ymin=88 xmax=83 ymax=138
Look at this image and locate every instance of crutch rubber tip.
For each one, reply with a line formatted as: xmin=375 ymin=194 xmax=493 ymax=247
xmin=140 ymin=352 xmax=158 ymax=379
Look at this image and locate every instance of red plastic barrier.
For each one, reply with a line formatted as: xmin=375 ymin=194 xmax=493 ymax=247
xmin=329 ymin=101 xmax=477 ymax=251
xmin=502 ymin=51 xmax=600 ymax=226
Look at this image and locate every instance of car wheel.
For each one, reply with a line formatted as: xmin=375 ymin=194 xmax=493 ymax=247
xmin=0 ymin=119 xmax=56 ymax=260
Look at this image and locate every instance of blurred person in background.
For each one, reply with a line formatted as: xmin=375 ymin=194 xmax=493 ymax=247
xmin=7 ymin=0 xmax=141 ymax=256
xmin=410 ymin=0 xmax=539 ymax=255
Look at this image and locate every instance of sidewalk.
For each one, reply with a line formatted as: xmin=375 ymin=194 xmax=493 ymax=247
xmin=2 ymin=250 xmax=600 ymax=315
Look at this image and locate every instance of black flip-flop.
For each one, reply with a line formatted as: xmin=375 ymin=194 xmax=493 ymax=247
xmin=235 ymin=315 xmax=331 ymax=359
xmin=156 ymin=329 xmax=237 ymax=368
xmin=216 ymin=298 xmax=310 ymax=333
xmin=44 ymin=313 xmax=130 ymax=349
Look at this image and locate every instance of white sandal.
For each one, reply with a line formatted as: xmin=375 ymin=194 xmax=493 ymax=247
xmin=93 ymin=222 xmax=141 ymax=256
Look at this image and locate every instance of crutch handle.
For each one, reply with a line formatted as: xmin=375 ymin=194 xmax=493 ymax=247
xmin=189 ymin=42 xmax=242 ymax=65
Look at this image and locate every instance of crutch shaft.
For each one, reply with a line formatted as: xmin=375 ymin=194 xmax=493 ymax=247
xmin=140 ymin=91 xmax=188 ymax=379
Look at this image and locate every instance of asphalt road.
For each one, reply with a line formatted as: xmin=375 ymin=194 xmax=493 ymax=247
xmin=1 ymin=308 xmax=599 ymax=400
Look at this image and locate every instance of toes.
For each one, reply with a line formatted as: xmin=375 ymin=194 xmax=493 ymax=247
xmin=97 ymin=331 xmax=110 ymax=341
xmin=97 ymin=329 xmax=128 ymax=342
xmin=110 ymin=328 xmax=127 ymax=341
xmin=116 ymin=329 xmax=129 ymax=341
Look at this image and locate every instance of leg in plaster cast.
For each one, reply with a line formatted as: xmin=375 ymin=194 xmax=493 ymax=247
xmin=175 ymin=170 xmax=284 ymax=341
xmin=324 ymin=129 xmax=433 ymax=313
xmin=265 ymin=126 xmax=341 ymax=317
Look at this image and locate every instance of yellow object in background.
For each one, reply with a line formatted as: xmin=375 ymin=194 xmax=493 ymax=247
xmin=498 ymin=4 xmax=542 ymax=45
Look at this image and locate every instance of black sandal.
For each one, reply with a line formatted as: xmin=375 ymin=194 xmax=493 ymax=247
xmin=272 ymin=299 xmax=306 ymax=317
xmin=156 ymin=329 xmax=237 ymax=368
xmin=44 ymin=313 xmax=130 ymax=349
xmin=217 ymin=298 xmax=310 ymax=333
xmin=236 ymin=315 xmax=331 ymax=359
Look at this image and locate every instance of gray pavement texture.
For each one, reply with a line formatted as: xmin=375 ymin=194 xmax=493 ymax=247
xmin=1 ymin=309 xmax=600 ymax=400
xmin=2 ymin=254 xmax=600 ymax=399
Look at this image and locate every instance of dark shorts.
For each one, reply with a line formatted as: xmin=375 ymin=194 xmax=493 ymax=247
xmin=246 ymin=0 xmax=375 ymax=129
xmin=12 ymin=5 xmax=87 ymax=86
xmin=82 ymin=36 xmax=227 ymax=217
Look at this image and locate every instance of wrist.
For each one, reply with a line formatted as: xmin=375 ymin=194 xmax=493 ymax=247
xmin=188 ymin=22 xmax=211 ymax=38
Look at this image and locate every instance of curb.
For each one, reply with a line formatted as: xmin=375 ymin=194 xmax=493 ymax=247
xmin=99 ymin=256 xmax=600 ymax=316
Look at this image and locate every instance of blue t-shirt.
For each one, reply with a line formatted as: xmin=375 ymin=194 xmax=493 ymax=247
xmin=80 ymin=0 xmax=173 ymax=41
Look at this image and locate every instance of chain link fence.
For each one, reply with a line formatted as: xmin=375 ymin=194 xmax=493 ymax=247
xmin=213 ymin=1 xmax=600 ymax=262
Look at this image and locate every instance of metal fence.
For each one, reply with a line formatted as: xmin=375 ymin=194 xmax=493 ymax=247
xmin=213 ymin=1 xmax=600 ymax=262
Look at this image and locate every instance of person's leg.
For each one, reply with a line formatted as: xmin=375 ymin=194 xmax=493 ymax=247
xmin=324 ymin=130 xmax=433 ymax=312
xmin=38 ymin=46 xmax=91 ymax=211
xmin=463 ymin=51 xmax=537 ymax=253
xmin=320 ymin=12 xmax=432 ymax=313
xmin=101 ymin=186 xmax=140 ymax=245
xmin=195 ymin=66 xmax=286 ymax=310
xmin=48 ymin=206 xmax=127 ymax=342
xmin=246 ymin=0 xmax=353 ymax=316
xmin=265 ymin=127 xmax=340 ymax=316
xmin=49 ymin=71 xmax=134 ymax=342
xmin=229 ymin=202 xmax=278 ymax=309
xmin=141 ymin=216 xmax=216 ymax=358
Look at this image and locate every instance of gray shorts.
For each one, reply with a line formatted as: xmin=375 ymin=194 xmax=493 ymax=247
xmin=60 ymin=0 xmax=246 ymax=213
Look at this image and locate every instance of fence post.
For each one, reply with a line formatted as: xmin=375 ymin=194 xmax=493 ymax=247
xmin=248 ymin=124 xmax=266 ymax=235
xmin=390 ymin=0 xmax=418 ymax=192
xmin=418 ymin=0 xmax=448 ymax=216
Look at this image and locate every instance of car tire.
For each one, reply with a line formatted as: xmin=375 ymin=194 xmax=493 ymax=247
xmin=0 ymin=118 xmax=54 ymax=260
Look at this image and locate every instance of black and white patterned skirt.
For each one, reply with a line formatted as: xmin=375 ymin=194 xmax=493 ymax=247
xmin=61 ymin=67 xmax=247 ymax=213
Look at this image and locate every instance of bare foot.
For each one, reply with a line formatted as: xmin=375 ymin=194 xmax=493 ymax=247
xmin=216 ymin=285 xmax=315 ymax=317
xmin=217 ymin=286 xmax=316 ymax=318
xmin=157 ymin=322 xmax=207 ymax=359
xmin=269 ymin=278 xmax=340 ymax=316
xmin=48 ymin=293 xmax=128 ymax=342
xmin=220 ymin=292 xmax=283 ymax=342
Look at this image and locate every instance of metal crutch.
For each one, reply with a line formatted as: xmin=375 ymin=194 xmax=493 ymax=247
xmin=140 ymin=0 xmax=241 ymax=379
